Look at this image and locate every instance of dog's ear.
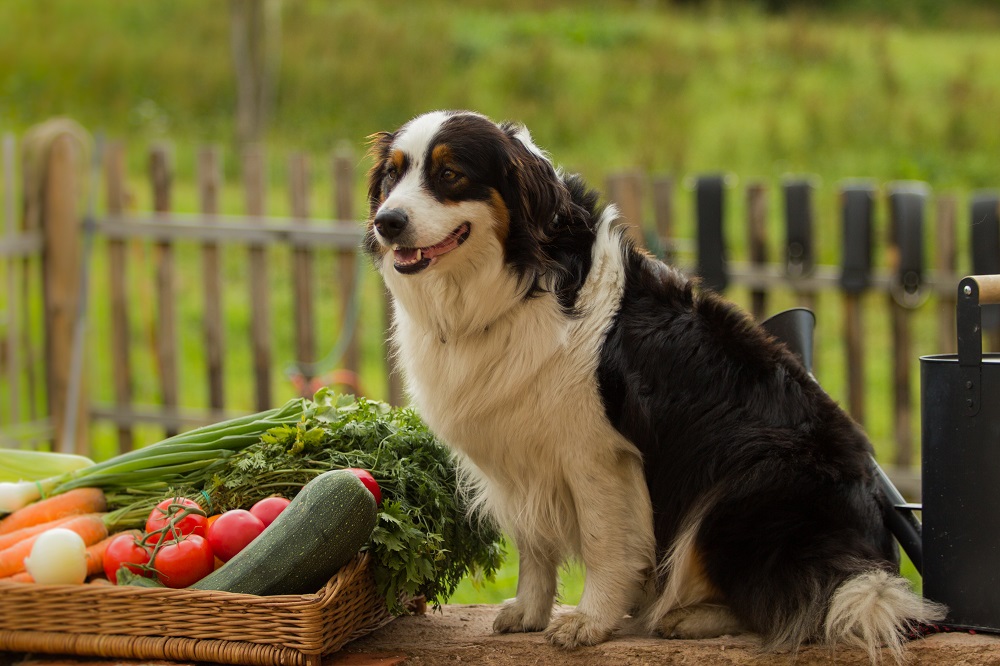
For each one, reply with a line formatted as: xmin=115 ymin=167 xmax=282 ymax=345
xmin=499 ymin=123 xmax=568 ymax=239
xmin=365 ymin=131 xmax=394 ymax=219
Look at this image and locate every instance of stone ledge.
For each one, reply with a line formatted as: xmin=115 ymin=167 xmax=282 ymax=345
xmin=338 ymin=604 xmax=1000 ymax=666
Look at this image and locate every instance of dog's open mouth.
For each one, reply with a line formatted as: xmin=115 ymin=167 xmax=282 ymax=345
xmin=393 ymin=222 xmax=471 ymax=274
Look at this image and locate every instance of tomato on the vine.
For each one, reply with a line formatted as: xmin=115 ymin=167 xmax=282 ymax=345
xmin=344 ymin=468 xmax=382 ymax=505
xmin=152 ymin=534 xmax=215 ymax=588
xmin=145 ymin=497 xmax=207 ymax=544
xmin=103 ymin=533 xmax=151 ymax=582
xmin=207 ymin=509 xmax=265 ymax=562
xmin=249 ymin=496 xmax=291 ymax=527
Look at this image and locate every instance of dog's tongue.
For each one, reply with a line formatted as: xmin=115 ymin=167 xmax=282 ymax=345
xmin=422 ymin=230 xmax=463 ymax=259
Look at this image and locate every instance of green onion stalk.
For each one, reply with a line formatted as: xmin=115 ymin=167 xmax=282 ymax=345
xmin=0 ymin=398 xmax=310 ymax=521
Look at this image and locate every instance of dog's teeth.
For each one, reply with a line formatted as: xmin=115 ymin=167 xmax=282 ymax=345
xmin=415 ymin=248 xmax=423 ymax=262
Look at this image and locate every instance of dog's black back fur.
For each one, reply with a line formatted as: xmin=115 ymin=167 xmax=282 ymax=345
xmin=547 ymin=174 xmax=900 ymax=643
xmin=597 ymin=234 xmax=898 ymax=642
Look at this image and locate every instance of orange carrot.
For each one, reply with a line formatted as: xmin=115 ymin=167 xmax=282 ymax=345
xmin=85 ymin=529 xmax=141 ymax=578
xmin=0 ymin=513 xmax=108 ymax=578
xmin=0 ymin=571 xmax=34 ymax=583
xmin=0 ymin=515 xmax=78 ymax=551
xmin=0 ymin=488 xmax=107 ymax=536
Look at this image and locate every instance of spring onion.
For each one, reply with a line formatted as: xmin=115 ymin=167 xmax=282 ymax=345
xmin=0 ymin=398 xmax=310 ymax=517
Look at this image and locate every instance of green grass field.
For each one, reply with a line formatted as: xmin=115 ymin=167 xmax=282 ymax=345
xmin=3 ymin=0 xmax=995 ymax=603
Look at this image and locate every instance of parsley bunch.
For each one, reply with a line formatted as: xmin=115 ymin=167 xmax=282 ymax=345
xmin=203 ymin=389 xmax=505 ymax=612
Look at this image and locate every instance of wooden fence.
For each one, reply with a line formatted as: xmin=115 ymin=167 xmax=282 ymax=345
xmin=2 ymin=121 xmax=404 ymax=460
xmin=3 ymin=121 xmax=999 ymax=498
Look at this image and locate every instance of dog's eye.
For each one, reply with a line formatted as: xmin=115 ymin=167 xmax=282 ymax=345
xmin=440 ymin=168 xmax=461 ymax=183
xmin=383 ymin=166 xmax=398 ymax=185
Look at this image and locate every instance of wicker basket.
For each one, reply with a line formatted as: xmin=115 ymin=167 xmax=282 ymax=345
xmin=0 ymin=552 xmax=392 ymax=666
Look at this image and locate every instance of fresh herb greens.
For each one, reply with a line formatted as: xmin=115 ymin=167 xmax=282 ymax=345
xmin=203 ymin=389 xmax=505 ymax=612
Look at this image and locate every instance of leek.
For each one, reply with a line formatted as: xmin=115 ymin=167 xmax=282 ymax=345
xmin=0 ymin=449 xmax=97 ymax=512
xmin=0 ymin=448 xmax=95 ymax=483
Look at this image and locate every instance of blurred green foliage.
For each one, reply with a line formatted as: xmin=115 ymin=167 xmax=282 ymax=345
xmin=3 ymin=0 xmax=1000 ymax=191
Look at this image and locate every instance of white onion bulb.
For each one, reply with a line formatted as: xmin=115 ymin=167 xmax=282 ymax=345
xmin=24 ymin=528 xmax=88 ymax=584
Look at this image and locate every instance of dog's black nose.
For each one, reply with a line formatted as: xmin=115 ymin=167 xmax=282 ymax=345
xmin=373 ymin=208 xmax=409 ymax=241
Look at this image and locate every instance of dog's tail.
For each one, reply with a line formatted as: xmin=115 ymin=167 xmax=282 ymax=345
xmin=823 ymin=569 xmax=946 ymax=664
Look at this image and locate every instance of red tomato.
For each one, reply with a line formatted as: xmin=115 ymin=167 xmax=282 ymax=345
xmin=145 ymin=497 xmax=207 ymax=544
xmin=207 ymin=509 xmax=266 ymax=562
xmin=344 ymin=468 xmax=382 ymax=505
xmin=152 ymin=534 xmax=215 ymax=588
xmin=249 ymin=496 xmax=291 ymax=527
xmin=103 ymin=533 xmax=151 ymax=582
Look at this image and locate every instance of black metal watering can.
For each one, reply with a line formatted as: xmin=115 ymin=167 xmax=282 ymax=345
xmin=921 ymin=274 xmax=1000 ymax=632
xmin=764 ymin=274 xmax=1000 ymax=633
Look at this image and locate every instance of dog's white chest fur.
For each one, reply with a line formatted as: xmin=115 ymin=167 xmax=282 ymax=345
xmin=389 ymin=220 xmax=649 ymax=556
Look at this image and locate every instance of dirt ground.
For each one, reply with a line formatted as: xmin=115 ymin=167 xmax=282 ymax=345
xmin=4 ymin=605 xmax=1000 ymax=666
xmin=338 ymin=604 xmax=1000 ymax=666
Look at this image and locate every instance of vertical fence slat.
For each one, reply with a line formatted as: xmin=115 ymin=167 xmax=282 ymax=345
xmin=150 ymin=144 xmax=179 ymax=437
xmin=936 ymin=195 xmax=957 ymax=354
xmin=607 ymin=172 xmax=645 ymax=248
xmin=41 ymin=133 xmax=87 ymax=453
xmin=843 ymin=294 xmax=865 ymax=425
xmin=198 ymin=146 xmax=225 ymax=411
xmin=890 ymin=299 xmax=912 ymax=467
xmin=384 ymin=292 xmax=404 ymax=407
xmin=651 ymin=176 xmax=674 ymax=263
xmin=290 ymin=153 xmax=315 ymax=386
xmin=244 ymin=147 xmax=272 ymax=410
xmin=19 ymin=134 xmax=41 ymax=424
xmin=106 ymin=141 xmax=134 ymax=451
xmin=3 ymin=134 xmax=18 ymax=427
xmin=840 ymin=182 xmax=876 ymax=427
xmin=334 ymin=150 xmax=360 ymax=382
xmin=747 ymin=182 xmax=768 ymax=320
xmin=887 ymin=183 xmax=927 ymax=470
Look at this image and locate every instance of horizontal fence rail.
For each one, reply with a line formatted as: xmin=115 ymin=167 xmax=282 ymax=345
xmin=97 ymin=214 xmax=365 ymax=247
xmin=3 ymin=121 xmax=1000 ymax=502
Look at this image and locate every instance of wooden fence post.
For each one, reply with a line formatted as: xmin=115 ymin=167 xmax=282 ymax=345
xmin=106 ymin=141 xmax=134 ymax=452
xmin=4 ymin=134 xmax=20 ymax=428
xmin=936 ymin=195 xmax=957 ymax=354
xmin=607 ymin=172 xmax=645 ymax=248
xmin=747 ymin=181 xmax=769 ymax=320
xmin=333 ymin=149 xmax=361 ymax=381
xmin=33 ymin=125 xmax=89 ymax=453
xmin=150 ymin=144 xmax=179 ymax=437
xmin=199 ymin=145 xmax=226 ymax=412
xmin=840 ymin=181 xmax=877 ymax=428
xmin=244 ymin=146 xmax=272 ymax=410
xmin=651 ymin=176 xmax=674 ymax=263
xmin=289 ymin=152 xmax=315 ymax=384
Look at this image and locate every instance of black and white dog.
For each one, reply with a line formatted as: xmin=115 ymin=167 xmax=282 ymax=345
xmin=365 ymin=110 xmax=943 ymax=661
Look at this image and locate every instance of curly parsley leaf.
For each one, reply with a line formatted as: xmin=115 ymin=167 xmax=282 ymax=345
xmin=204 ymin=390 xmax=505 ymax=612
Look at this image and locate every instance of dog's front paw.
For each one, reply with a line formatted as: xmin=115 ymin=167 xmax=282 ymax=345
xmin=544 ymin=610 xmax=613 ymax=648
xmin=493 ymin=599 xmax=550 ymax=634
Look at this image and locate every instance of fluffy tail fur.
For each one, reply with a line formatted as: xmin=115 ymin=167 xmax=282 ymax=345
xmin=824 ymin=569 xmax=946 ymax=664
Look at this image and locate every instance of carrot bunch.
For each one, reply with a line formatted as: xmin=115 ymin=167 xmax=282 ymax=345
xmin=0 ymin=487 xmax=117 ymax=583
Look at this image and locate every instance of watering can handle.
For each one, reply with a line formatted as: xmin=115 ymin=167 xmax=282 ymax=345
xmin=963 ymin=274 xmax=1000 ymax=305
xmin=957 ymin=275 xmax=1000 ymax=416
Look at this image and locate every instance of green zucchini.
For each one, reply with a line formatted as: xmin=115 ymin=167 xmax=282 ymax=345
xmin=190 ymin=469 xmax=377 ymax=595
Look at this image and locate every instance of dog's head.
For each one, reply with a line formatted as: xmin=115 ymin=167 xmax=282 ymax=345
xmin=366 ymin=111 xmax=575 ymax=295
